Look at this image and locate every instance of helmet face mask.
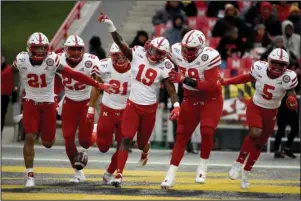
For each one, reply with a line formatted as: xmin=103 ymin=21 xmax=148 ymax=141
xmin=27 ymin=32 xmax=49 ymax=63
xmin=267 ymin=48 xmax=289 ymax=78
xmin=64 ymin=35 xmax=85 ymax=64
xmin=181 ymin=44 xmax=200 ymax=62
xmin=111 ymin=52 xmax=129 ymax=72
xmin=181 ymin=30 xmax=206 ymax=63
xmin=146 ymin=45 xmax=167 ymax=64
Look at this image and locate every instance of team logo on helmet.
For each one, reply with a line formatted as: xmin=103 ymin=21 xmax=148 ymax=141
xmin=46 ymin=58 xmax=54 ymax=66
xmin=282 ymin=75 xmax=290 ymax=83
xmin=85 ymin=60 xmax=92 ymax=68
xmin=165 ymin=61 xmax=172 ymax=69
xmin=201 ymin=54 xmax=209 ymax=62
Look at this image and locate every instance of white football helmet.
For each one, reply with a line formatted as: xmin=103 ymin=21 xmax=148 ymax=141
xmin=146 ymin=37 xmax=170 ymax=64
xmin=110 ymin=43 xmax=130 ymax=73
xmin=181 ymin=30 xmax=206 ymax=62
xmin=267 ymin=48 xmax=289 ymax=77
xmin=27 ymin=32 xmax=49 ymax=62
xmin=64 ymin=35 xmax=85 ymax=63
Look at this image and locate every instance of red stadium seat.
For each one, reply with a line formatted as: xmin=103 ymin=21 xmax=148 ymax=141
xmin=153 ymin=24 xmax=166 ymax=37
xmin=237 ymin=0 xmax=252 ymax=11
xmin=237 ymin=66 xmax=249 ymax=75
xmin=207 ymin=17 xmax=217 ymax=29
xmin=241 ymin=57 xmax=253 ymax=70
xmin=195 ymin=1 xmax=206 ymax=9
xmin=187 ymin=16 xmax=208 ymax=29
xmin=219 ymin=69 xmax=231 ymax=79
xmin=208 ymin=37 xmax=221 ymax=48
xmin=197 ymin=8 xmax=207 ymax=16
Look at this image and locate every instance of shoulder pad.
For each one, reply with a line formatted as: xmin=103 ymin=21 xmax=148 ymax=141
xmin=45 ymin=52 xmax=60 ymax=67
xmin=13 ymin=52 xmax=29 ymax=68
xmin=132 ymin=45 xmax=145 ymax=53
xmin=201 ymin=47 xmax=221 ymax=70
xmin=162 ymin=59 xmax=174 ymax=70
xmin=282 ymin=70 xmax=298 ymax=90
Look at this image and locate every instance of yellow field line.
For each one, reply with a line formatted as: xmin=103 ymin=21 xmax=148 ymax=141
xmin=1 ymin=166 xmax=267 ymax=177
xmin=1 ymin=193 xmax=220 ymax=200
xmin=1 ymin=177 xmax=299 ymax=185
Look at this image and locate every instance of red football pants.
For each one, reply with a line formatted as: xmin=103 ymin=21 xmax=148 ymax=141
xmin=121 ymin=100 xmax=158 ymax=149
xmin=61 ymin=97 xmax=94 ymax=166
xmin=237 ymin=100 xmax=278 ymax=171
xmin=23 ymin=99 xmax=57 ymax=143
xmin=171 ymin=95 xmax=223 ymax=166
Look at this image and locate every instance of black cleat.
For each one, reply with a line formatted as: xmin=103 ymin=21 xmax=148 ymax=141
xmin=283 ymin=147 xmax=297 ymax=159
xmin=274 ymin=152 xmax=285 ymax=158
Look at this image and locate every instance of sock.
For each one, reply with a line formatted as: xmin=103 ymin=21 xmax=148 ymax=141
xmin=26 ymin=168 xmax=34 ymax=173
xmin=170 ymin=136 xmax=188 ymax=166
xmin=116 ymin=149 xmax=129 ymax=174
xmin=244 ymin=141 xmax=262 ymax=171
xmin=65 ymin=141 xmax=78 ymax=168
xmin=236 ymin=135 xmax=252 ymax=164
xmin=200 ymin=127 xmax=215 ymax=159
xmin=107 ymin=151 xmax=118 ymax=174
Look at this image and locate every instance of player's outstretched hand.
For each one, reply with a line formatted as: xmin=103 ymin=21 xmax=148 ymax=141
xmin=98 ymin=83 xmax=119 ymax=94
xmin=169 ymin=106 xmax=180 ymax=120
xmin=97 ymin=12 xmax=116 ymax=32
xmin=286 ymin=95 xmax=298 ymax=111
xmin=219 ymin=77 xmax=228 ymax=86
xmin=168 ymin=69 xmax=185 ymax=83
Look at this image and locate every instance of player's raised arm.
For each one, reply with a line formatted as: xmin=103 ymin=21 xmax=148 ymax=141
xmin=1 ymin=55 xmax=20 ymax=78
xmin=98 ymin=12 xmax=133 ymax=61
xmin=219 ymin=73 xmax=254 ymax=86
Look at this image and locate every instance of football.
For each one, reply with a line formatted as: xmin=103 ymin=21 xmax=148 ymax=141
xmin=73 ymin=151 xmax=88 ymax=170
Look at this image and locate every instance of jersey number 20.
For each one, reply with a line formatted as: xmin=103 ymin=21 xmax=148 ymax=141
xmin=136 ymin=64 xmax=157 ymax=86
xmin=262 ymin=84 xmax=275 ymax=100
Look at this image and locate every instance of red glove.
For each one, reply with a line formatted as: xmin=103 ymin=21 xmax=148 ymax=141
xmin=168 ymin=69 xmax=185 ymax=83
xmin=169 ymin=103 xmax=180 ymax=120
xmin=97 ymin=83 xmax=119 ymax=94
xmin=286 ymin=95 xmax=298 ymax=111
xmin=86 ymin=106 xmax=95 ymax=123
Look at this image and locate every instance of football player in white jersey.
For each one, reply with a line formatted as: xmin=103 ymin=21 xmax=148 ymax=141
xmin=55 ymin=35 xmax=102 ymax=183
xmin=88 ymin=43 xmax=131 ymax=185
xmin=98 ymin=12 xmax=180 ymax=187
xmin=161 ymin=30 xmax=224 ymax=189
xmin=3 ymin=32 xmax=116 ymax=187
xmin=220 ymin=48 xmax=298 ymax=189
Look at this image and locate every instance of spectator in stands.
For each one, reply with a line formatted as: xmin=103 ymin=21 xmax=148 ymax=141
xmin=129 ymin=30 xmax=149 ymax=48
xmin=212 ymin=4 xmax=250 ymax=38
xmin=89 ymin=36 xmax=106 ymax=60
xmin=288 ymin=4 xmax=301 ymax=35
xmin=216 ymin=27 xmax=245 ymax=61
xmin=181 ymin=1 xmax=197 ymax=17
xmin=281 ymin=20 xmax=300 ymax=59
xmin=1 ymin=50 xmax=14 ymax=132
xmin=242 ymin=2 xmax=261 ymax=29
xmin=261 ymin=36 xmax=298 ymax=66
xmin=163 ymin=14 xmax=187 ymax=45
xmin=206 ymin=1 xmax=239 ymax=18
xmin=257 ymin=2 xmax=282 ymax=36
xmin=152 ymin=1 xmax=186 ymax=27
xmin=245 ymin=24 xmax=272 ymax=52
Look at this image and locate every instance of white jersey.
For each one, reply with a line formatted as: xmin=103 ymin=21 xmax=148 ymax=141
xmin=251 ymin=61 xmax=298 ymax=109
xmin=129 ymin=46 xmax=174 ymax=105
xmin=169 ymin=43 xmax=221 ymax=91
xmin=92 ymin=58 xmax=131 ymax=110
xmin=57 ymin=53 xmax=99 ymax=101
xmin=13 ymin=51 xmax=60 ymax=102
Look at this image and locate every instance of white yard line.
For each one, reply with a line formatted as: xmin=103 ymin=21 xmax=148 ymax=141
xmin=1 ymin=157 xmax=300 ymax=170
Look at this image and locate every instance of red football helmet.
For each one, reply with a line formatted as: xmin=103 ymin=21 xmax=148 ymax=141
xmin=64 ymin=35 xmax=85 ymax=63
xmin=181 ymin=30 xmax=206 ymax=62
xmin=27 ymin=32 xmax=49 ymax=62
xmin=146 ymin=37 xmax=170 ymax=64
xmin=110 ymin=43 xmax=130 ymax=73
xmin=267 ymin=48 xmax=289 ymax=78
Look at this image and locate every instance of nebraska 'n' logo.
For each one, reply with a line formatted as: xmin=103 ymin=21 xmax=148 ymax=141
xmin=103 ymin=112 xmax=108 ymax=116
xmin=198 ymin=36 xmax=204 ymax=44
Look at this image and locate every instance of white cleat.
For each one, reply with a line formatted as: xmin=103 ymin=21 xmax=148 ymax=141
xmin=229 ymin=162 xmax=243 ymax=180
xmin=138 ymin=151 xmax=148 ymax=167
xmin=195 ymin=159 xmax=208 ymax=184
xmin=241 ymin=170 xmax=250 ymax=189
xmin=161 ymin=165 xmax=178 ymax=189
xmin=24 ymin=173 xmax=36 ymax=188
xmin=102 ymin=171 xmax=114 ymax=185
xmin=69 ymin=170 xmax=86 ymax=183
xmin=111 ymin=173 xmax=123 ymax=188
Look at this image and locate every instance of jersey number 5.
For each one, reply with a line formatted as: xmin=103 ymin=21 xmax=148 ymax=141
xmin=136 ymin=64 xmax=157 ymax=86
xmin=62 ymin=75 xmax=85 ymax=90
xmin=262 ymin=84 xmax=275 ymax=100
xmin=27 ymin=74 xmax=47 ymax=88
xmin=109 ymin=80 xmax=128 ymax=95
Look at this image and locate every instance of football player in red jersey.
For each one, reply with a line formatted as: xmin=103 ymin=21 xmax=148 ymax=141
xmin=160 ymin=29 xmax=224 ymax=189
xmin=3 ymin=32 xmax=116 ymax=187
xmin=98 ymin=12 xmax=180 ymax=187
xmin=220 ymin=48 xmax=298 ymax=189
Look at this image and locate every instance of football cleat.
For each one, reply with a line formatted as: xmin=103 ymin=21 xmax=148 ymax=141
xmin=229 ymin=161 xmax=243 ymax=180
xmin=241 ymin=170 xmax=250 ymax=189
xmin=24 ymin=172 xmax=36 ymax=188
xmin=111 ymin=173 xmax=122 ymax=188
xmin=161 ymin=165 xmax=178 ymax=189
xmin=69 ymin=170 xmax=86 ymax=183
xmin=102 ymin=171 xmax=114 ymax=185
xmin=138 ymin=143 xmax=150 ymax=167
xmin=195 ymin=159 xmax=207 ymax=184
